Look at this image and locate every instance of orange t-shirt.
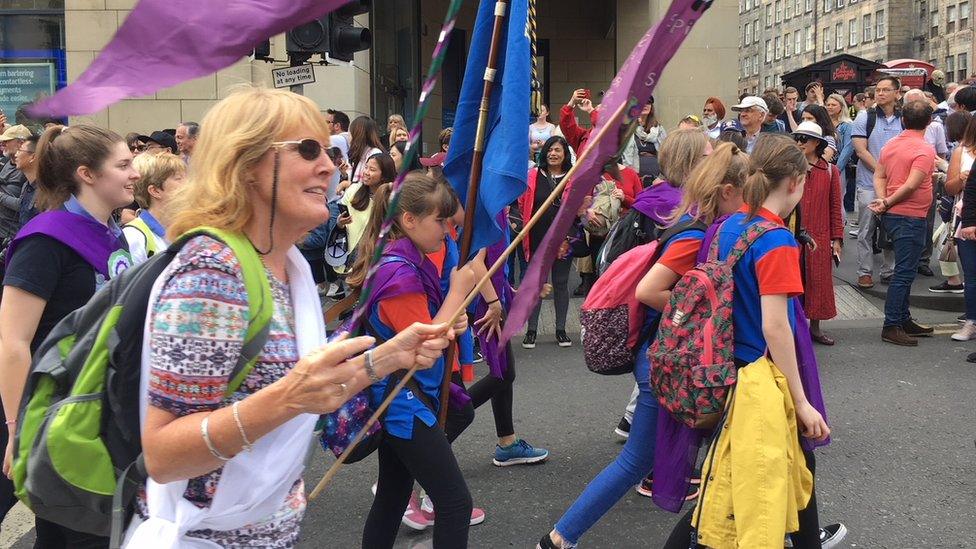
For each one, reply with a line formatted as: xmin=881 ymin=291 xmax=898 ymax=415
xmin=879 ymin=131 xmax=935 ymax=219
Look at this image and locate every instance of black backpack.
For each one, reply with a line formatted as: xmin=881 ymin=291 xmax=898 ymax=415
xmin=597 ymin=209 xmax=662 ymax=275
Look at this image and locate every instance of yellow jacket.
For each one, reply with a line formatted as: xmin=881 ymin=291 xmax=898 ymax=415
xmin=692 ymin=357 xmax=813 ymax=549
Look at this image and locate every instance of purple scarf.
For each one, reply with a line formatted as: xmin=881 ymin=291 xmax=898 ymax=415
xmin=470 ymin=235 xmax=515 ymax=379
xmin=5 ymin=210 xmax=128 ymax=278
xmin=353 ymin=237 xmax=471 ymax=409
xmin=630 ymin=182 xmax=683 ymax=225
xmin=651 ymin=218 xmax=830 ymax=513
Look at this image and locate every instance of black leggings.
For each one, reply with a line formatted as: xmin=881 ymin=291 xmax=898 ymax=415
xmin=662 ymin=440 xmax=820 ymax=549
xmin=527 ymin=256 xmax=572 ymax=332
xmin=364 ymin=418 xmax=472 ymax=549
xmin=465 ymin=342 xmax=517 ymax=438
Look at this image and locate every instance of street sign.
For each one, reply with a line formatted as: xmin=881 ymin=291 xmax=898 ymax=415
xmin=0 ymin=63 xmax=55 ymax=118
xmin=272 ymin=64 xmax=316 ymax=89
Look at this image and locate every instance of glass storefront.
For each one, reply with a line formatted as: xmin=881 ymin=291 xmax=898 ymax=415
xmin=0 ymin=1 xmax=65 ymax=122
xmin=370 ymin=0 xmax=420 ymax=131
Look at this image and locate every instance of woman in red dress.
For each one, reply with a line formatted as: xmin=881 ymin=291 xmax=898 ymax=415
xmin=793 ymin=121 xmax=844 ymax=345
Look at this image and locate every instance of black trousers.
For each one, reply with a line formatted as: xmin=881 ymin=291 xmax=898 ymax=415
xmin=465 ymin=342 xmax=517 ymax=438
xmin=33 ymin=518 xmax=108 ymax=549
xmin=662 ymin=438 xmax=820 ymax=549
xmin=364 ymin=418 xmax=472 ymax=549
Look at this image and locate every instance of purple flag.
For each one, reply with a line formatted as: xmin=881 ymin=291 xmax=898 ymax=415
xmin=501 ymin=0 xmax=716 ymax=343
xmin=30 ymin=0 xmax=349 ymax=116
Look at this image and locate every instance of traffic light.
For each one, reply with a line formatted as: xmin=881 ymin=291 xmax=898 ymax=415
xmin=252 ymin=39 xmax=272 ymax=62
xmin=286 ymin=1 xmax=372 ymax=65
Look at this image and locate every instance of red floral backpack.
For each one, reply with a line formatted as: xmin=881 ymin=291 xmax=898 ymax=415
xmin=580 ymin=221 xmax=704 ymax=375
xmin=649 ymin=218 xmax=783 ymax=429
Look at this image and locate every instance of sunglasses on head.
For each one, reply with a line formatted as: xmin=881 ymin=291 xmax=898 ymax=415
xmin=272 ymin=138 xmax=328 ymax=161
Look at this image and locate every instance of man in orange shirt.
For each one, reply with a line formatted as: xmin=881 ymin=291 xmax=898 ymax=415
xmin=869 ymin=100 xmax=938 ymax=346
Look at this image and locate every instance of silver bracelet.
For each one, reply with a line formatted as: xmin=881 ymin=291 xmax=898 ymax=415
xmin=364 ymin=349 xmax=381 ymax=383
xmin=201 ymin=414 xmax=231 ymax=461
xmin=232 ymin=401 xmax=254 ymax=452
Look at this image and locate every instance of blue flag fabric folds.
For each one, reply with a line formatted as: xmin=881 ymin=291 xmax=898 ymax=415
xmin=443 ymin=0 xmax=530 ymax=257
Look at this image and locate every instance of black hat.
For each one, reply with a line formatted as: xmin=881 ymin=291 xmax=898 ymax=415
xmin=137 ymin=131 xmax=178 ymax=154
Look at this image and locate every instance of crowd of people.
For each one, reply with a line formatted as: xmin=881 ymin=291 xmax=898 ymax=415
xmin=0 ymin=65 xmax=969 ymax=549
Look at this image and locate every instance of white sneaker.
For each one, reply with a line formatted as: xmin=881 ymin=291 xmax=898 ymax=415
xmin=952 ymin=321 xmax=976 ymax=341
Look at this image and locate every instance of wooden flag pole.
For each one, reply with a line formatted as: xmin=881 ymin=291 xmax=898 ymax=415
xmin=437 ymin=0 xmax=511 ymax=428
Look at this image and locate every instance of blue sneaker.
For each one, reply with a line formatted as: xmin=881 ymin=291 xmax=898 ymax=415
xmin=492 ymin=439 xmax=549 ymax=467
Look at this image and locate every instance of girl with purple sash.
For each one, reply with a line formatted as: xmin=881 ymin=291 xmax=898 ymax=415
xmin=346 ymin=173 xmax=476 ymax=549
xmin=0 ymin=125 xmax=137 ymax=547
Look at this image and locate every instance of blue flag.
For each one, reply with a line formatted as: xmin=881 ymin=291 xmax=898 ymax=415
xmin=443 ymin=0 xmax=530 ymax=257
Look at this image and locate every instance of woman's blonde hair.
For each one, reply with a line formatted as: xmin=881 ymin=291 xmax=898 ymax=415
xmin=167 ymin=86 xmax=330 ymax=239
xmin=743 ymin=134 xmax=807 ymax=217
xmin=132 ymin=151 xmax=185 ymax=209
xmin=827 ymin=93 xmax=852 ymax=124
xmin=346 ymin=173 xmax=458 ymax=288
xmin=669 ymin=142 xmax=750 ymax=224
xmin=657 ymin=128 xmax=708 ymax=188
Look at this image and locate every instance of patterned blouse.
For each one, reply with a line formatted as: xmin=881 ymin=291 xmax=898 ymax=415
xmin=145 ymin=235 xmax=305 ymax=548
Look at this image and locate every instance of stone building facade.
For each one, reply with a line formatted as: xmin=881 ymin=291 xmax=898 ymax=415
xmin=739 ymin=0 xmax=974 ymax=95
xmin=1 ymin=1 xmax=738 ymax=150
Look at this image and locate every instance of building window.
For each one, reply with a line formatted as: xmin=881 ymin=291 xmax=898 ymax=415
xmin=959 ymin=53 xmax=969 ymax=81
xmin=806 ymin=0 xmax=813 ymax=12
xmin=775 ymin=36 xmax=782 ymax=60
xmin=766 ymin=39 xmax=773 ymax=62
xmin=744 ymin=22 xmax=751 ymax=46
xmin=744 ymin=57 xmax=750 ymax=78
xmin=786 ymin=0 xmax=793 ymax=18
xmin=824 ymin=0 xmax=832 ymax=13
xmin=835 ymin=22 xmax=843 ymax=49
xmin=806 ymin=26 xmax=815 ymax=51
xmin=739 ymin=0 xmax=744 ymax=13
xmin=862 ymin=13 xmax=872 ymax=41
xmin=795 ymin=30 xmax=803 ymax=55
xmin=754 ymin=18 xmax=761 ymax=42
xmin=963 ymin=1 xmax=971 ymax=28
xmin=776 ymin=0 xmax=783 ymax=22
xmin=947 ymin=55 xmax=956 ymax=82
xmin=754 ymin=54 xmax=760 ymax=75
xmin=931 ymin=9 xmax=940 ymax=37
xmin=949 ymin=4 xmax=958 ymax=33
xmin=849 ymin=18 xmax=858 ymax=45
xmin=766 ymin=4 xmax=773 ymax=25
xmin=837 ymin=0 xmax=845 ymax=8
xmin=876 ymin=9 xmax=886 ymax=37
xmin=823 ymin=26 xmax=831 ymax=53
xmin=765 ymin=76 xmax=772 ymax=90
xmin=785 ymin=32 xmax=792 ymax=57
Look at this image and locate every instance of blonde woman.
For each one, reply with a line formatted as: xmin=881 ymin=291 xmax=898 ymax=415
xmin=122 ymin=152 xmax=186 ymax=264
xmin=656 ymin=128 xmax=710 ymax=188
xmin=126 ymin=87 xmax=456 ymax=547
xmin=827 ymin=93 xmax=854 ymax=211
xmin=387 ymin=114 xmax=407 ymax=147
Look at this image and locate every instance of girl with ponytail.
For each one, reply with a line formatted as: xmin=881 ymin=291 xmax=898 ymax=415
xmin=661 ymin=133 xmax=834 ymax=549
xmin=347 ymin=173 xmax=478 ymax=548
xmin=536 ymin=143 xmax=749 ymax=549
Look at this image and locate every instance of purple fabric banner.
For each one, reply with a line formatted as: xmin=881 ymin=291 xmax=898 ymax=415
xmin=501 ymin=0 xmax=716 ymax=343
xmin=30 ymin=0 xmax=349 ymax=116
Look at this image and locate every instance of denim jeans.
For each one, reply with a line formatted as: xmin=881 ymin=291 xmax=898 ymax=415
xmin=957 ymin=239 xmax=976 ymax=321
xmin=881 ymin=214 xmax=927 ymax=327
xmin=554 ymin=339 xmax=659 ymax=544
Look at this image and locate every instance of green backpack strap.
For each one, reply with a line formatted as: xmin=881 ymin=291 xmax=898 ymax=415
xmin=176 ymin=227 xmax=273 ymax=396
xmin=124 ymin=217 xmax=159 ymax=257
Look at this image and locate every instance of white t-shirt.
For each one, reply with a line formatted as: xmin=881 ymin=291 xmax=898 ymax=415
xmin=122 ymin=224 xmax=167 ymax=266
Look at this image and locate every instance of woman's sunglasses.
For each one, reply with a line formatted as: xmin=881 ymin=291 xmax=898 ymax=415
xmin=793 ymin=135 xmax=811 ymax=144
xmin=272 ymin=138 xmax=328 ymax=161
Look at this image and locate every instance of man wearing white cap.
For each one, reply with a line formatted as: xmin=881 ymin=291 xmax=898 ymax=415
xmin=730 ymin=96 xmax=769 ymax=153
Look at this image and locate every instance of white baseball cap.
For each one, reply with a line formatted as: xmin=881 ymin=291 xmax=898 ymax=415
xmin=730 ymin=96 xmax=769 ymax=113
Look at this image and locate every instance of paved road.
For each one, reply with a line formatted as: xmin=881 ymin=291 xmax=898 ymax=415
xmin=7 ymin=293 xmax=975 ymax=548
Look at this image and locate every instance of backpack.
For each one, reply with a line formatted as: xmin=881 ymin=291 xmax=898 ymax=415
xmin=12 ymin=227 xmax=272 ymax=540
xmin=580 ymin=221 xmax=704 ymax=376
xmin=597 ymin=208 xmax=662 ymax=274
xmin=649 ymin=219 xmax=783 ymax=430
xmin=586 ymin=180 xmax=622 ymax=237
xmin=123 ymin=217 xmax=160 ymax=258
